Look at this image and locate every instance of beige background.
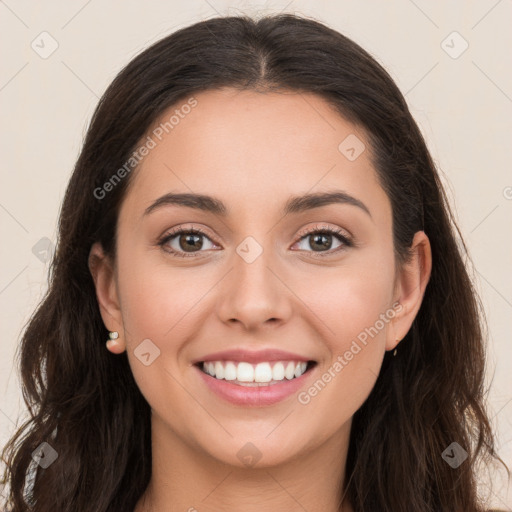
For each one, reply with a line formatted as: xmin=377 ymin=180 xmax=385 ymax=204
xmin=1 ymin=0 xmax=511 ymax=508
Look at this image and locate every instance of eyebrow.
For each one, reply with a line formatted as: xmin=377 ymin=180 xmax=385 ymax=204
xmin=143 ymin=190 xmax=371 ymax=218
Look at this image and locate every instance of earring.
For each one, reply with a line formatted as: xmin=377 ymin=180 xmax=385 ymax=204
xmin=393 ymin=338 xmax=402 ymax=356
xmin=106 ymin=331 xmax=122 ymax=352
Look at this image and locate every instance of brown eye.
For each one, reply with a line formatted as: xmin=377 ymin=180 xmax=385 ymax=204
xmin=293 ymin=226 xmax=352 ymax=255
xmin=307 ymin=233 xmax=335 ymax=251
xmin=177 ymin=233 xmax=204 ymax=252
xmin=159 ymin=228 xmax=217 ymax=257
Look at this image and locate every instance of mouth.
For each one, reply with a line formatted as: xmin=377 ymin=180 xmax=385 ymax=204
xmin=194 ymin=359 xmax=318 ymax=386
xmin=193 ymin=359 xmax=319 ymax=406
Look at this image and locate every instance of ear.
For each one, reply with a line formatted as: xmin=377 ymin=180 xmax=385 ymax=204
xmin=88 ymin=241 xmax=126 ymax=353
xmin=386 ymin=231 xmax=432 ymax=351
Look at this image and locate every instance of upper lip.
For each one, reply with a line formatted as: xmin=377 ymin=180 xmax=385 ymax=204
xmin=192 ymin=348 xmax=314 ymax=365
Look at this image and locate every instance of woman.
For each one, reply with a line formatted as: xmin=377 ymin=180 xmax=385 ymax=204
xmin=1 ymin=13 xmax=507 ymax=512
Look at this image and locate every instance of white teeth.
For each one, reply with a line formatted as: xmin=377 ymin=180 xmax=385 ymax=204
xmin=224 ymin=362 xmax=237 ymax=381
xmin=272 ymin=362 xmax=285 ymax=380
xmin=214 ymin=361 xmax=224 ymax=380
xmin=201 ymin=360 xmax=311 ymax=384
xmin=237 ymin=362 xmax=254 ymax=382
xmin=285 ymin=362 xmax=296 ymax=380
xmin=295 ymin=362 xmax=307 ymax=378
xmin=254 ymin=362 xmax=273 ymax=383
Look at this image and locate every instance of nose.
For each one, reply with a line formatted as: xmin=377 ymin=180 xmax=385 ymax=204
xmin=216 ymin=246 xmax=293 ymax=332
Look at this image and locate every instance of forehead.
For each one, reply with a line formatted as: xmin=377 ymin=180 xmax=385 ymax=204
xmin=120 ymin=88 xmax=388 ymax=222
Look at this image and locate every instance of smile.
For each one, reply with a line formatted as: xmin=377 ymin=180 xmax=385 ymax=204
xmin=194 ymin=360 xmax=318 ymax=406
xmin=198 ymin=360 xmax=312 ymax=385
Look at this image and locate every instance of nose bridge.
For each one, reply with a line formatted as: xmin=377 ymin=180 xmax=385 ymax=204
xmin=216 ymin=234 xmax=291 ymax=328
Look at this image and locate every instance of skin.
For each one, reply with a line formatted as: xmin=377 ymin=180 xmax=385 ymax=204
xmin=89 ymin=88 xmax=432 ymax=512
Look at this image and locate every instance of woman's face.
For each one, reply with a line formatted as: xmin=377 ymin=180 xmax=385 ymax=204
xmin=92 ymin=88 xmax=425 ymax=468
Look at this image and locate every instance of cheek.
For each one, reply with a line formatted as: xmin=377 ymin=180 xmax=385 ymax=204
xmin=293 ymin=255 xmax=395 ymax=411
xmin=115 ymin=249 xmax=204 ymax=403
xmin=299 ymin=256 xmax=395 ymax=352
xmin=116 ymin=246 xmax=207 ymax=340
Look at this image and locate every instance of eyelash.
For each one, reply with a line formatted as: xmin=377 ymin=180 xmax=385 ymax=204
xmin=157 ymin=224 xmax=353 ymax=259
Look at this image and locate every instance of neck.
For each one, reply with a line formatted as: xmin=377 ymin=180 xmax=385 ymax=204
xmin=135 ymin=414 xmax=354 ymax=512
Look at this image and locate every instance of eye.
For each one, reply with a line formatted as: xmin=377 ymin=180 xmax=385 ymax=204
xmin=158 ymin=223 xmax=353 ymax=259
xmin=292 ymin=224 xmax=353 ymax=256
xmin=158 ymin=226 xmax=218 ymax=258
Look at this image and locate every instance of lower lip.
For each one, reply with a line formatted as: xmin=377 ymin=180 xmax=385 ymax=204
xmin=195 ymin=364 xmax=316 ymax=407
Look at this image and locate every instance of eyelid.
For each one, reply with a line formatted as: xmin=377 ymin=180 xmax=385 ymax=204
xmin=295 ymin=223 xmax=352 ymax=242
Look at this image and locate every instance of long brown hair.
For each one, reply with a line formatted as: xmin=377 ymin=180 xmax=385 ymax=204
xmin=1 ymin=13 xmax=506 ymax=511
